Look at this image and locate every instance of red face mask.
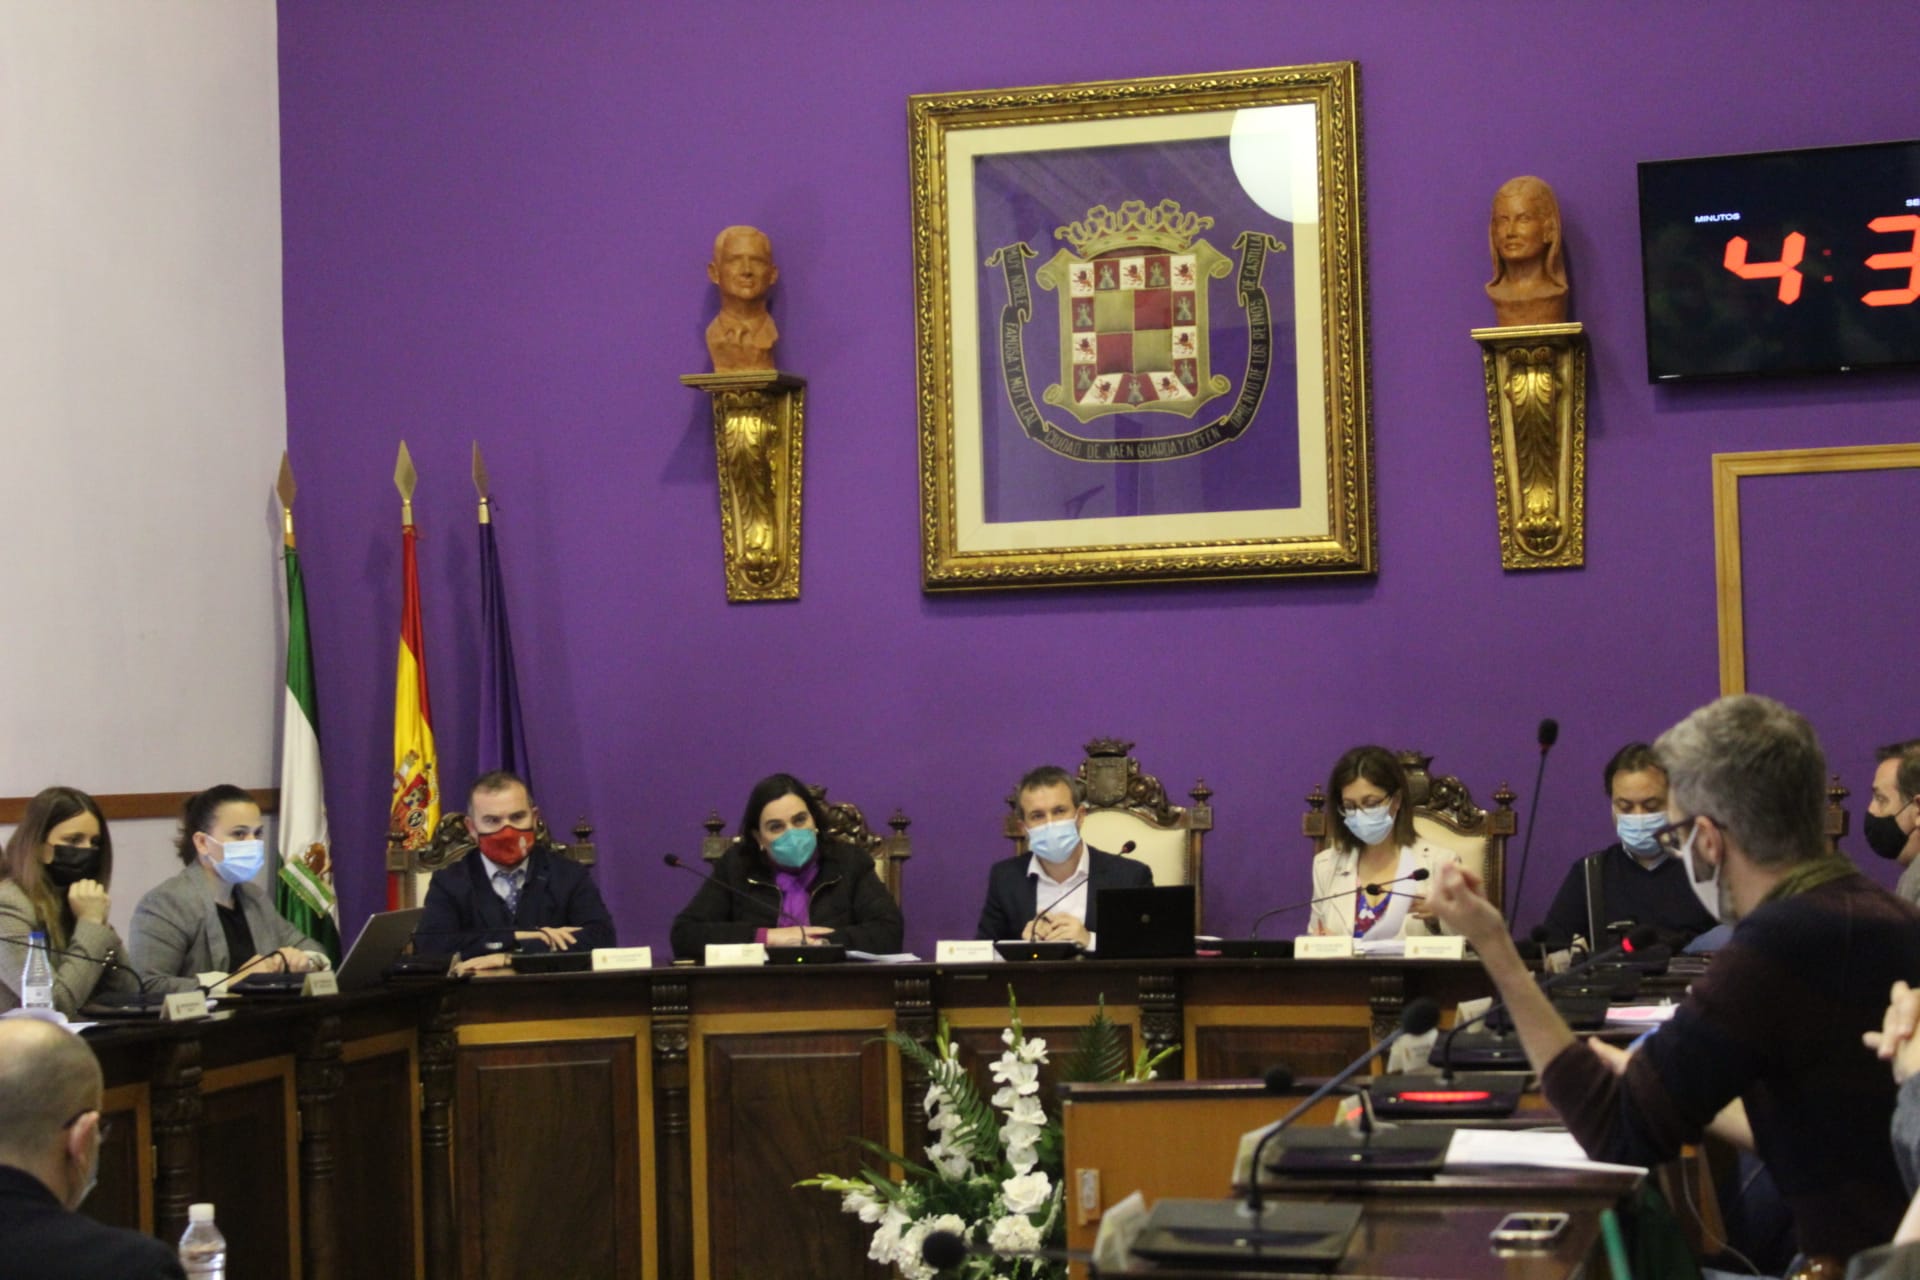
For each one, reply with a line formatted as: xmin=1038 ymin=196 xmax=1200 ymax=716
xmin=477 ymin=826 xmax=535 ymax=869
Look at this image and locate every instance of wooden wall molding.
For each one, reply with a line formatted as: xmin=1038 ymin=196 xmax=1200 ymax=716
xmin=0 ymin=788 xmax=280 ymax=825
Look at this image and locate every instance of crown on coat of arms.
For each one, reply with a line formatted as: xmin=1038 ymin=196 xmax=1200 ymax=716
xmin=1056 ymin=199 xmax=1214 ymax=258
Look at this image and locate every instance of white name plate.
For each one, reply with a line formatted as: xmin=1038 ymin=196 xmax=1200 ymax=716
xmin=1293 ymin=936 xmax=1354 ymax=960
xmin=162 ymin=991 xmax=211 ymax=1021
xmin=704 ymin=943 xmax=768 ymax=967
xmin=935 ymin=940 xmax=999 ymax=964
xmin=592 ymin=946 xmax=655 ymax=971
xmin=1405 ymin=936 xmax=1467 ymax=960
xmin=302 ymin=971 xmax=339 ymax=997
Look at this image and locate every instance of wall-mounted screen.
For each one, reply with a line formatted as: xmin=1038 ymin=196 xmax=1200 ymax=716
xmin=1639 ymin=139 xmax=1920 ymax=381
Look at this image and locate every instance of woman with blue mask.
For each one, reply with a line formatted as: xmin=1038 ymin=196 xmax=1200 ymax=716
xmin=669 ymin=772 xmax=904 ymax=960
xmin=1308 ymin=746 xmax=1462 ymax=940
xmin=128 ymin=785 xmax=331 ymax=986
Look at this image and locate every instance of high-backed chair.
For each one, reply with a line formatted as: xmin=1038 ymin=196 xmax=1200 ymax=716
xmin=1302 ymin=750 xmax=1514 ymax=916
xmin=702 ymin=785 xmax=912 ymax=904
xmin=1003 ymin=738 xmax=1212 ymax=932
xmin=402 ymin=812 xmax=600 ymax=906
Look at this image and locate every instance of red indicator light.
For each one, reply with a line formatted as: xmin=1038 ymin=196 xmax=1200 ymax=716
xmin=1398 ymin=1090 xmax=1492 ymax=1103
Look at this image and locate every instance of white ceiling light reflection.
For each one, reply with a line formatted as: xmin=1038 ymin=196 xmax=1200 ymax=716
xmin=1229 ymin=104 xmax=1320 ymax=226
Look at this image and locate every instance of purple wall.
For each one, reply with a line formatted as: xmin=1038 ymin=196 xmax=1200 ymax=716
xmin=276 ymin=1 xmax=1920 ymax=952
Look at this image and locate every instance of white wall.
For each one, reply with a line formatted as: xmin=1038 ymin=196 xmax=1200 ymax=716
xmin=0 ymin=2 xmax=287 ymax=934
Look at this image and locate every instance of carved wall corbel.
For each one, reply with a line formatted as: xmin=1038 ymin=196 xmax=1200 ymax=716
xmin=680 ymin=370 xmax=807 ymax=601
xmin=1470 ymin=323 xmax=1587 ymax=570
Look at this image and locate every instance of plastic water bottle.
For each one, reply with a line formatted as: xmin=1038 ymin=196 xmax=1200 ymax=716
xmin=178 ymin=1202 xmax=227 ymax=1277
xmin=19 ymin=931 xmax=54 ymax=1010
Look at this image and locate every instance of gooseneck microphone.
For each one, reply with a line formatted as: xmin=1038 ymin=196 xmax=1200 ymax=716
xmin=661 ymin=852 xmax=805 ymax=930
xmin=1241 ymin=998 xmax=1440 ymax=1224
xmin=2 ymin=933 xmax=292 ymax=1010
xmin=1246 ymin=867 xmax=1432 ymax=938
xmin=1507 ymin=717 xmax=1560 ymax=925
xmin=1431 ymin=922 xmax=1660 ymax=1078
xmin=1025 ymin=840 xmax=1137 ymax=934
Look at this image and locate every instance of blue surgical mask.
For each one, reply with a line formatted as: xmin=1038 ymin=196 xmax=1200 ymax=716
xmin=768 ymin=827 xmax=817 ymax=869
xmin=1343 ymin=806 xmax=1396 ymax=847
xmin=1027 ymin=818 xmax=1081 ymax=864
xmin=1615 ymin=812 xmax=1665 ymax=856
xmin=210 ymin=838 xmax=266 ymax=885
xmin=1677 ymin=822 xmax=1723 ymax=922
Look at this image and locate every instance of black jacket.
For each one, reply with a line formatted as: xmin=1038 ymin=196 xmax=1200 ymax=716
xmin=669 ymin=840 xmax=903 ymax=960
xmin=0 ymin=1165 xmax=184 ymax=1280
xmin=418 ymin=845 xmax=617 ymax=959
xmin=975 ymin=846 xmax=1154 ymax=940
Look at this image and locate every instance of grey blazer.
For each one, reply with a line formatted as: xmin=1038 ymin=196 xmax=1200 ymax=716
xmin=0 ymin=878 xmax=149 ymax=1015
xmin=129 ymin=863 xmax=326 ymax=979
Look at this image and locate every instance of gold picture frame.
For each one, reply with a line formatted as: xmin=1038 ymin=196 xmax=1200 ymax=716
xmin=1712 ymin=442 xmax=1920 ymax=692
xmin=910 ymin=63 xmax=1375 ymax=590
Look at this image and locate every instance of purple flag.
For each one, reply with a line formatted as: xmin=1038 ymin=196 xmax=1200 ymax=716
xmin=478 ymin=509 xmax=531 ymax=785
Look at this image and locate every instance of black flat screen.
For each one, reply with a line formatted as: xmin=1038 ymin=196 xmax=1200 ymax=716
xmin=1639 ymin=139 xmax=1920 ymax=381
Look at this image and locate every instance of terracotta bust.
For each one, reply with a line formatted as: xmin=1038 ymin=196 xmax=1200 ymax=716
xmin=1485 ymin=176 xmax=1569 ymax=326
xmin=705 ymin=225 xmax=780 ymax=372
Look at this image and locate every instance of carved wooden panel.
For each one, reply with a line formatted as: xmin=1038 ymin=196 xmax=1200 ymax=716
xmin=455 ymin=1038 xmax=641 ymax=1280
xmin=702 ymin=1030 xmax=889 ymax=1280
xmin=200 ymin=1073 xmax=296 ymax=1280
xmin=1191 ymin=1024 xmax=1371 ymax=1081
xmin=335 ymin=1047 xmax=416 ymax=1280
xmin=79 ymin=1094 xmax=145 ymax=1234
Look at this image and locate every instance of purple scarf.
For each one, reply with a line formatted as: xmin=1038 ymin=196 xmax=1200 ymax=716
xmin=772 ymin=856 xmax=820 ymax=931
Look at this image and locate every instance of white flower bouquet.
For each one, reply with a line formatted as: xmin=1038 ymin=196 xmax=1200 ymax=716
xmin=799 ymin=991 xmax=1173 ymax=1279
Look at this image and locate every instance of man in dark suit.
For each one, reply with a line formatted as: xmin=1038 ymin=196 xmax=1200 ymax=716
xmin=975 ymin=765 xmax=1152 ymax=947
xmin=418 ymin=771 xmax=617 ymax=969
xmin=0 ymin=1019 xmax=184 ymax=1278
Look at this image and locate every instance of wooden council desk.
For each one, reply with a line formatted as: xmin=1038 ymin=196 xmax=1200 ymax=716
xmin=81 ymin=956 xmax=1492 ymax=1280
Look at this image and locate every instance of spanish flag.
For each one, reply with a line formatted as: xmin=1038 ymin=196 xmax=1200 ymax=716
xmin=389 ymin=455 xmax=438 ymax=909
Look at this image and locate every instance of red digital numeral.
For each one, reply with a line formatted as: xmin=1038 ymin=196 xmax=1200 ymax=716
xmin=1862 ymin=214 xmax=1920 ymax=307
xmin=1724 ymin=233 xmax=1806 ymax=304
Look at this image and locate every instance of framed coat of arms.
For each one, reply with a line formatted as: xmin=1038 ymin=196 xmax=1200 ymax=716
xmin=910 ymin=63 xmax=1376 ymax=590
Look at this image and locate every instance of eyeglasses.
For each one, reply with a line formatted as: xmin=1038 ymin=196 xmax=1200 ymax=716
xmin=1651 ymin=814 xmax=1722 ymax=857
xmin=1338 ymin=794 xmax=1394 ymax=816
xmin=60 ymin=1109 xmax=110 ymax=1142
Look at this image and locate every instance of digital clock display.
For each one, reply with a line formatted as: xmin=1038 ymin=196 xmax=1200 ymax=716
xmin=1639 ymin=139 xmax=1920 ymax=381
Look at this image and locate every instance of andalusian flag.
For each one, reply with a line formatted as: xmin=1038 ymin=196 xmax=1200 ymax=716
xmin=274 ymin=460 xmax=340 ymax=959
xmin=389 ymin=442 xmax=438 ymax=909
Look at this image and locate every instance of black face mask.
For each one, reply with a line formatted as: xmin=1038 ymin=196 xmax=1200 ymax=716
xmin=1865 ymin=810 xmax=1913 ymax=861
xmin=45 ymin=844 xmax=101 ymax=889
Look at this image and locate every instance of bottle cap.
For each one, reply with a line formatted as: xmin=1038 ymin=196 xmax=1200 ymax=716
xmin=188 ymin=1203 xmax=215 ymax=1222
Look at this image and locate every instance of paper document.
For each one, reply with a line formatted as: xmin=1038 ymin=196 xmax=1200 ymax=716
xmin=1604 ymin=1004 xmax=1678 ymax=1024
xmin=1445 ymin=1127 xmax=1645 ymax=1175
xmin=847 ymin=951 xmax=922 ymax=963
xmin=1354 ymin=939 xmax=1406 ymax=957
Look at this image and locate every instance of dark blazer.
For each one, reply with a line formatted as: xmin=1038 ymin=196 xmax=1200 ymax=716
xmin=975 ymin=846 xmax=1153 ymax=941
xmin=669 ymin=840 xmax=903 ymax=960
xmin=0 ymin=1165 xmax=184 ymax=1279
xmin=418 ymin=845 xmax=617 ymax=959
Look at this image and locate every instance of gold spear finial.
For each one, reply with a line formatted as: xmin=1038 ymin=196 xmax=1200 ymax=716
xmin=394 ymin=441 xmax=418 ymax=527
xmin=472 ymin=441 xmax=491 ymax=524
xmin=276 ymin=451 xmax=297 ymax=547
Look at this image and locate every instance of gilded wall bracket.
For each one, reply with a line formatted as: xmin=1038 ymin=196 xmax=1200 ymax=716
xmin=1470 ymin=323 xmax=1586 ymax=570
xmin=680 ymin=370 xmax=806 ymax=601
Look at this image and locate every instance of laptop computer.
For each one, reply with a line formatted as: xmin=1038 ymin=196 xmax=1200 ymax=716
xmin=335 ymin=908 xmax=428 ymax=992
xmin=1095 ymin=885 xmax=1196 ymax=960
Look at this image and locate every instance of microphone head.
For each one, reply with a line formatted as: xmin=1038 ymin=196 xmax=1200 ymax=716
xmin=1400 ymin=997 xmax=1441 ymax=1037
xmin=1537 ymin=718 xmax=1560 ymax=748
xmin=1407 ymin=867 xmax=1432 ymax=882
xmin=1262 ymin=1064 xmax=1295 ymax=1093
xmin=922 ymin=1230 xmax=969 ymax=1269
xmin=1117 ymin=840 xmax=1138 ymax=856
xmin=1622 ymin=923 xmax=1660 ymax=953
xmin=662 ymin=854 xmax=683 ymax=868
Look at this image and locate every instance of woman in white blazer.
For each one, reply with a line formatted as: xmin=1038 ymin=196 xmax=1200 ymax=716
xmin=1309 ymin=746 xmax=1462 ymax=939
